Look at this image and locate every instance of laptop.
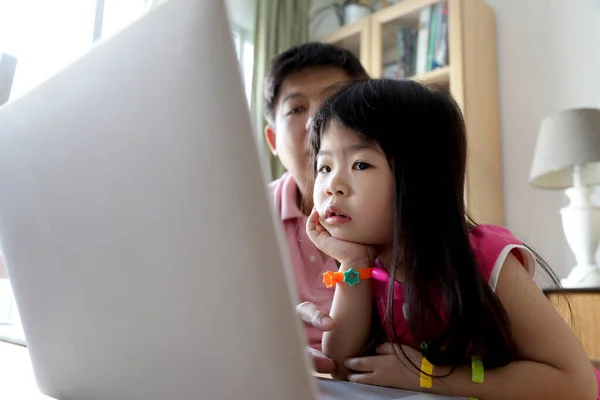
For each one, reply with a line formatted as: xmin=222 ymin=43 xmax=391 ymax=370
xmin=0 ymin=1 xmax=461 ymax=399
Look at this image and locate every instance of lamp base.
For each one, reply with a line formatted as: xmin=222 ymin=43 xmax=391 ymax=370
xmin=561 ymin=265 xmax=600 ymax=288
xmin=559 ymin=184 xmax=600 ymax=288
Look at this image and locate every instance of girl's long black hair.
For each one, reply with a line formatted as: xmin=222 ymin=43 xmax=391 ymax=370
xmin=308 ymin=79 xmax=565 ymax=371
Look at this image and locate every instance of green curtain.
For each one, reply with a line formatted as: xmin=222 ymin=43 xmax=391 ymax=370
xmin=251 ymin=0 xmax=309 ymax=181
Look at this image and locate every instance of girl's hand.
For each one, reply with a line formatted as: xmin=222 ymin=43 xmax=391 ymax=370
xmin=344 ymin=343 xmax=423 ymax=391
xmin=306 ymin=208 xmax=378 ymax=269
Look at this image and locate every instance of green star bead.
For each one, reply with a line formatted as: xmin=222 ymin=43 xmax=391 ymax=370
xmin=343 ymin=268 xmax=361 ymax=286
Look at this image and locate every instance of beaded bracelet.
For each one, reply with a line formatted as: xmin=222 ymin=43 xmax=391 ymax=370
xmin=322 ymin=268 xmax=374 ymax=288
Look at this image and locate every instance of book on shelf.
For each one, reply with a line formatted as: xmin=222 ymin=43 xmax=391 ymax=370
xmin=382 ymin=0 xmax=448 ymax=80
xmin=433 ymin=1 xmax=449 ymax=70
xmin=415 ymin=4 xmax=432 ymax=75
xmin=383 ymin=27 xmax=417 ymax=79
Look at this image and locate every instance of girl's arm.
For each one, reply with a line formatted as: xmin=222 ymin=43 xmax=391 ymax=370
xmin=430 ymin=253 xmax=597 ymax=400
xmin=322 ymin=262 xmax=373 ymax=380
xmin=346 ymin=253 xmax=597 ymax=399
xmin=305 ymin=209 xmax=377 ymax=380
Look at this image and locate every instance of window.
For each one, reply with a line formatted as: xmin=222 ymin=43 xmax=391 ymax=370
xmin=231 ymin=25 xmax=254 ymax=103
xmin=0 ymin=279 xmax=23 ymax=345
xmin=101 ymin=0 xmax=149 ymax=40
xmin=0 ymin=0 xmax=100 ymax=345
xmin=0 ymin=0 xmax=253 ymax=346
xmin=0 ymin=0 xmax=148 ymax=346
xmin=0 ymin=0 xmax=98 ymax=100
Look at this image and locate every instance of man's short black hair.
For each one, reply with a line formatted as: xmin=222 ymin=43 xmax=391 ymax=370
xmin=263 ymin=42 xmax=368 ymax=122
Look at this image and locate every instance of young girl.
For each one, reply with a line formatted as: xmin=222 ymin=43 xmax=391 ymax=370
xmin=305 ymin=79 xmax=600 ymax=399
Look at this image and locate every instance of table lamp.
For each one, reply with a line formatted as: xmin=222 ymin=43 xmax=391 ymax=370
xmin=530 ymin=108 xmax=600 ymax=288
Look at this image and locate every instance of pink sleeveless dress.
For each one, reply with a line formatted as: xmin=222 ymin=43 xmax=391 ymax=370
xmin=370 ymin=224 xmax=600 ymax=397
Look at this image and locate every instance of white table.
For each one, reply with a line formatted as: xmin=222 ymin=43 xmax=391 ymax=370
xmin=0 ymin=341 xmax=462 ymax=400
xmin=0 ymin=341 xmax=53 ymax=399
xmin=318 ymin=379 xmax=464 ymax=399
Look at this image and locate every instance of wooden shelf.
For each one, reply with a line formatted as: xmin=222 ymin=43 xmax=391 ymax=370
xmin=316 ymin=18 xmax=372 ymax=76
xmin=409 ymin=66 xmax=450 ymax=87
xmin=373 ymin=0 xmax=441 ymax=25
xmin=317 ymin=18 xmax=366 ymax=44
xmin=547 ymin=291 xmax=600 ymax=361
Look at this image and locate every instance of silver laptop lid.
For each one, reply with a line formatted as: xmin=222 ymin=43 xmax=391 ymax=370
xmin=0 ymin=1 xmax=315 ymax=399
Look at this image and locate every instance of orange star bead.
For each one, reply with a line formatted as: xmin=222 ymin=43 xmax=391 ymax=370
xmin=322 ymin=271 xmax=336 ymax=288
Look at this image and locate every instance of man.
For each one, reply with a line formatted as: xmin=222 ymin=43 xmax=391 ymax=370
xmin=263 ymin=42 xmax=368 ymax=373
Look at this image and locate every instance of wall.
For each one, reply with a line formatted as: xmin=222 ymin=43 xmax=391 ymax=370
xmin=488 ymin=0 xmax=600 ymax=278
xmin=308 ymin=0 xmax=600 ymax=278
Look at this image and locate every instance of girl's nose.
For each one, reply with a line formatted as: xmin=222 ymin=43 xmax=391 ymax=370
xmin=325 ymin=176 xmax=348 ymax=197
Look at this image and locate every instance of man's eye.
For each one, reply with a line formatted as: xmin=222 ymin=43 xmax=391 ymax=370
xmin=354 ymin=162 xmax=371 ymax=171
xmin=287 ymin=106 xmax=306 ymax=115
xmin=318 ymin=165 xmax=331 ymax=174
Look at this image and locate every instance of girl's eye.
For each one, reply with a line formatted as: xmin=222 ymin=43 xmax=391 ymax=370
xmin=353 ymin=161 xmax=371 ymax=171
xmin=318 ymin=165 xmax=331 ymax=174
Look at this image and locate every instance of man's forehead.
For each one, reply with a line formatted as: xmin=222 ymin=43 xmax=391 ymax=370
xmin=278 ymin=67 xmax=350 ymax=104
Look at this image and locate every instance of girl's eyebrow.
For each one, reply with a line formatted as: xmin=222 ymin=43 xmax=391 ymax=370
xmin=317 ymin=143 xmax=380 ymax=157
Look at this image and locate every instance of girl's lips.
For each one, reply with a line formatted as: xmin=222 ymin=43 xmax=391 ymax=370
xmin=325 ymin=206 xmax=351 ymax=225
xmin=325 ymin=215 xmax=351 ymax=225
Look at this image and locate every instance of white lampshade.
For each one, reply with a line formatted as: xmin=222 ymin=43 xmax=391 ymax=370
xmin=530 ymin=108 xmax=600 ymax=189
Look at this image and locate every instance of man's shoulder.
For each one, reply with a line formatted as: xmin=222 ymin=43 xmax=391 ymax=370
xmin=268 ymin=173 xmax=286 ymax=190
xmin=268 ymin=172 xmax=291 ymax=214
xmin=268 ymin=171 xmax=291 ymax=195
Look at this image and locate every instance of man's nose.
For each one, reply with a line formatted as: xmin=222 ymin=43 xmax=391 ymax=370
xmin=305 ymin=116 xmax=313 ymax=132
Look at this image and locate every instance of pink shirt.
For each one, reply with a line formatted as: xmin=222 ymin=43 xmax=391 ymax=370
xmin=371 ymin=225 xmax=536 ymax=345
xmin=371 ymin=224 xmax=600 ymax=396
xmin=269 ymin=173 xmax=337 ymax=351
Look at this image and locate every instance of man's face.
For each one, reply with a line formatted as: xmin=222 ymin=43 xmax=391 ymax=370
xmin=265 ymin=67 xmax=350 ymax=193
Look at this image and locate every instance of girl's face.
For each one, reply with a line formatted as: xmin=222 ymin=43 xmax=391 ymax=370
xmin=313 ymin=121 xmax=395 ymax=247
